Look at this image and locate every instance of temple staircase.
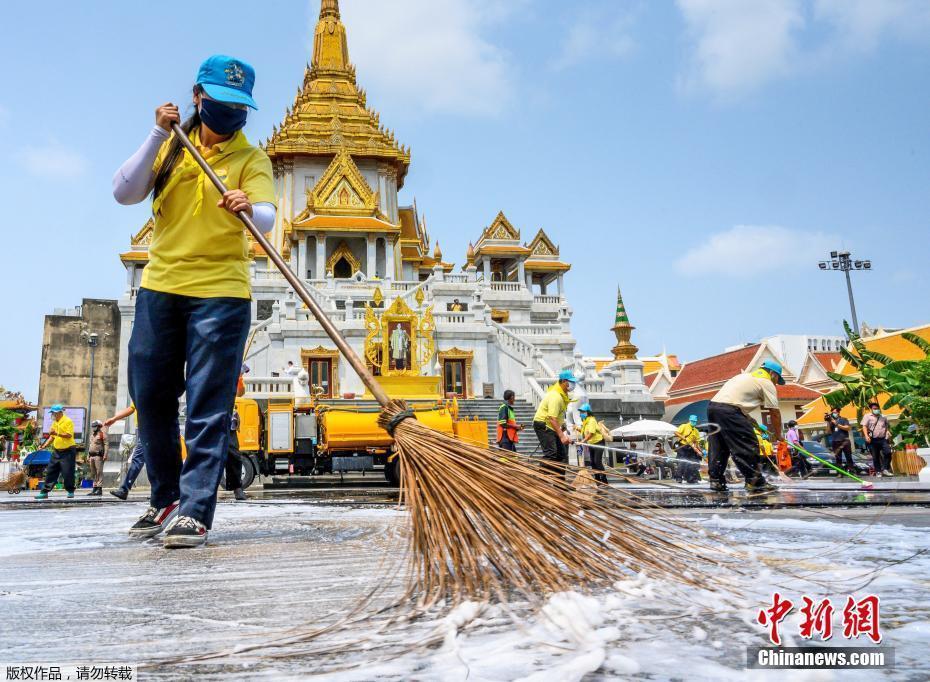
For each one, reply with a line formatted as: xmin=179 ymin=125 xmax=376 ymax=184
xmin=456 ymin=398 xmax=540 ymax=456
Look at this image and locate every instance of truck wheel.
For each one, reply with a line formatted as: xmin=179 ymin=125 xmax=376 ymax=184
xmin=384 ymin=458 xmax=400 ymax=486
xmin=240 ymin=456 xmax=257 ymax=489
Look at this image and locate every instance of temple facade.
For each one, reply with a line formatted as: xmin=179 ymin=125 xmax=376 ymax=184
xmin=114 ymin=0 xmax=584 ymax=416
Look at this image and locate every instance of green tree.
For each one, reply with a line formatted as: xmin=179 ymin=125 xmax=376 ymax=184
xmin=825 ymin=324 xmax=930 ymax=444
xmin=0 ymin=408 xmax=17 ymax=440
xmin=824 ymin=321 xmax=898 ymax=422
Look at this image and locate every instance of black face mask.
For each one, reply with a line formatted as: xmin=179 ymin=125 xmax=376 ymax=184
xmin=199 ymin=98 xmax=248 ymax=135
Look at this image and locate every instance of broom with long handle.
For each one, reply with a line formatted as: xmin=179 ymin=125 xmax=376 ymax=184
xmin=172 ymin=124 xmax=737 ymax=607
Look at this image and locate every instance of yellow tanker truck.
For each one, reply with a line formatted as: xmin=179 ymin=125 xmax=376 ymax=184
xmin=233 ymin=397 xmax=487 ymax=487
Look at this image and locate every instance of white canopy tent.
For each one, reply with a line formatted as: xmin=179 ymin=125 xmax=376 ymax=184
xmin=610 ymin=420 xmax=678 ymax=439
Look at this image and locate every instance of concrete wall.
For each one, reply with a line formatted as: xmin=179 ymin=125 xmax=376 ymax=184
xmin=38 ymin=299 xmax=121 ymax=440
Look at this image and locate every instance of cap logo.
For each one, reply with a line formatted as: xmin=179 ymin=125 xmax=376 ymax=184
xmin=225 ymin=63 xmax=245 ymax=88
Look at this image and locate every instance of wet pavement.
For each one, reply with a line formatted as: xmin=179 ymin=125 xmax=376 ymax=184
xmin=4 ymin=477 xmax=928 ymax=511
xmin=2 ymin=482 xmax=929 ymax=679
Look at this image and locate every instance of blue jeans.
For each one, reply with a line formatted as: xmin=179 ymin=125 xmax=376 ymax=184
xmin=121 ymin=440 xmax=146 ymax=492
xmin=128 ymin=288 xmax=250 ymax=529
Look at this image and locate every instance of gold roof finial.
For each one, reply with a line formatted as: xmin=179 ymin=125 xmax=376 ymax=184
xmin=466 ymin=242 xmax=475 ymax=265
xmin=312 ymin=0 xmax=349 ymax=72
xmin=611 ymin=286 xmax=639 ymax=360
xmin=320 ymin=0 xmax=340 ymax=19
xmin=433 ymin=241 xmax=442 ymax=261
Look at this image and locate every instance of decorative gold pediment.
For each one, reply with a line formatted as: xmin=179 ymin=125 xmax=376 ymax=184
xmin=527 ymin=229 xmax=558 ymax=257
xmin=483 ymin=211 xmax=520 ymax=241
xmin=294 ymin=149 xmax=379 ymax=221
xmin=364 ymin=296 xmax=435 ymax=377
xmin=326 ymin=240 xmax=362 ymax=277
xmin=131 ymin=218 xmax=155 ymax=248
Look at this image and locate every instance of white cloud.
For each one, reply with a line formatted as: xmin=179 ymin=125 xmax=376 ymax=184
xmin=336 ymin=0 xmax=522 ymax=116
xmin=677 ymin=0 xmax=930 ymax=98
xmin=552 ymin=6 xmax=637 ymax=71
xmin=677 ymin=0 xmax=803 ymax=96
xmin=674 ymin=225 xmax=836 ymax=278
xmin=18 ymin=140 xmax=88 ymax=178
xmin=813 ymin=0 xmax=930 ymax=52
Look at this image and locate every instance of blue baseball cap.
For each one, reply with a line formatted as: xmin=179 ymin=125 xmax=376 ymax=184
xmin=579 ymin=403 xmax=592 ymax=413
xmin=196 ymin=55 xmax=258 ymax=110
xmin=558 ymin=369 xmax=580 ymax=383
xmin=760 ymin=360 xmax=786 ymax=384
xmin=49 ymin=404 xmax=64 ymax=413
xmin=689 ymin=415 xmax=698 ymax=424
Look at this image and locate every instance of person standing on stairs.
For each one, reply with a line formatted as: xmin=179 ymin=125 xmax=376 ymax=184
xmin=497 ymin=390 xmax=523 ymax=453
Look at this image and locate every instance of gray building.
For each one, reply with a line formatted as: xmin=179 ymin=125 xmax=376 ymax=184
xmin=38 ymin=298 xmax=121 ymax=440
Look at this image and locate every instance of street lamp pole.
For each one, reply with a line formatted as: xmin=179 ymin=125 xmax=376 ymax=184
xmin=82 ymin=331 xmax=99 ymax=442
xmin=843 ymin=264 xmax=859 ymax=337
xmin=818 ymin=250 xmax=871 ymax=335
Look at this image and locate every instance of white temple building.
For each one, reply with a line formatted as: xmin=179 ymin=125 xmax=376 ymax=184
xmin=113 ymin=0 xmax=657 ymax=430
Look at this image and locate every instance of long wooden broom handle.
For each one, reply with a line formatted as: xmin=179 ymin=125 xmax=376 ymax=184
xmin=171 ymin=123 xmax=391 ymax=407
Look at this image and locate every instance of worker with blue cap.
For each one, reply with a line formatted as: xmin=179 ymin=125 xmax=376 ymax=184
xmin=533 ymin=369 xmax=580 ymax=480
xmin=112 ymin=54 xmax=276 ymax=548
xmin=706 ymin=360 xmax=785 ymax=494
xmin=36 ymin=405 xmax=77 ymax=500
xmin=578 ymin=403 xmax=608 ymax=485
xmin=674 ymin=414 xmax=703 ymax=484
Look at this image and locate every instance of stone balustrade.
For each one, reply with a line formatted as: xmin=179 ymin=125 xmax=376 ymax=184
xmin=533 ymin=295 xmax=562 ymax=304
xmin=505 ymin=324 xmax=564 ymax=337
xmin=490 ymin=282 xmax=523 ymax=292
xmin=243 ymin=376 xmax=293 ymax=397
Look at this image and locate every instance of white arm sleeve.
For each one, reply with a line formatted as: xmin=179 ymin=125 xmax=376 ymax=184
xmin=251 ymin=202 xmax=275 ymax=233
xmin=112 ymin=126 xmax=169 ymax=205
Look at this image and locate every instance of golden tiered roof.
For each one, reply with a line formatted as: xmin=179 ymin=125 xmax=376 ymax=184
xmin=263 ymin=0 xmax=411 ymax=187
xmin=524 ymin=229 xmax=570 ymax=272
xmin=474 ymin=212 xmax=531 ymax=258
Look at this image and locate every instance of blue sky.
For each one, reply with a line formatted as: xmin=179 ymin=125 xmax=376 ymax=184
xmin=1 ymin=0 xmax=929 ymax=400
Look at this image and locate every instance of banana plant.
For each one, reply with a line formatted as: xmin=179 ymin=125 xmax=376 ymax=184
xmin=825 ymin=322 xmax=896 ymax=422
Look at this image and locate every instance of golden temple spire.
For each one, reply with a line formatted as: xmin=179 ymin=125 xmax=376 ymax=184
xmin=611 ymin=286 xmax=639 ymax=360
xmin=265 ymin=0 xmax=411 ymax=186
xmin=312 ymin=0 xmax=350 ymax=72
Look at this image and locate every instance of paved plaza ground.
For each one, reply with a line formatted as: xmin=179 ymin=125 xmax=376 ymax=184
xmin=1 ymin=484 xmax=928 ymax=680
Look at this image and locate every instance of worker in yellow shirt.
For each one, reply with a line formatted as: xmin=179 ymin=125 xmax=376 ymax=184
xmin=113 ymin=55 xmax=276 ymax=548
xmin=755 ymin=424 xmax=776 ymax=474
xmin=578 ymin=403 xmax=608 ymax=485
xmin=674 ymin=415 xmax=703 ymax=484
xmin=707 ymin=360 xmax=783 ymax=494
xmin=36 ymin=405 xmax=77 ymax=499
xmin=532 ymin=369 xmax=579 ymax=479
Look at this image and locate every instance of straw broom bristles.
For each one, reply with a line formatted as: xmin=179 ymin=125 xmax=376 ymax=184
xmin=379 ymin=400 xmax=738 ymax=608
xmin=2 ymin=469 xmax=26 ymax=493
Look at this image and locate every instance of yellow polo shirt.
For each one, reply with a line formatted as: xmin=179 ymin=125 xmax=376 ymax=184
xmin=676 ymin=423 xmax=701 ymax=447
xmin=50 ymin=414 xmax=76 ymax=449
xmin=581 ymin=416 xmax=604 ymax=444
xmin=142 ymin=128 xmax=276 ymax=299
xmin=534 ymin=384 xmax=570 ymax=431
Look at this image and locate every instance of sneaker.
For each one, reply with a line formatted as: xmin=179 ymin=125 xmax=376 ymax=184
xmin=745 ymin=481 xmax=778 ymax=494
xmin=110 ymin=488 xmax=128 ymax=501
xmin=86 ymin=488 xmax=97 ymax=496
xmin=882 ymin=470 xmax=894 ymax=477
xmin=35 ymin=491 xmax=48 ymax=500
xmin=709 ymin=480 xmax=728 ymax=493
xmin=234 ymin=488 xmax=248 ymax=501
xmin=163 ymin=516 xmax=208 ymax=549
xmin=93 ymin=488 xmax=103 ymax=496
xmin=66 ymin=491 xmax=74 ymax=499
xmin=129 ymin=501 xmax=180 ymax=539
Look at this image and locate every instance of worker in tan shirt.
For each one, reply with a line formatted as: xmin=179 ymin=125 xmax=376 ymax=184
xmin=706 ymin=360 xmax=783 ymax=494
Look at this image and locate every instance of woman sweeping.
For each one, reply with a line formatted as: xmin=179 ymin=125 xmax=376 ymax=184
xmin=112 ymin=55 xmax=275 ymax=548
